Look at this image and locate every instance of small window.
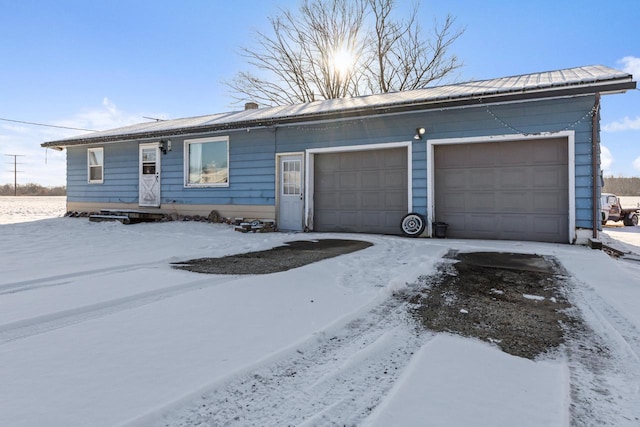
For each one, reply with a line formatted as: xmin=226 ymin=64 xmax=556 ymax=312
xmin=141 ymin=148 xmax=157 ymax=175
xmin=184 ymin=137 xmax=229 ymax=187
xmin=282 ymin=159 xmax=301 ymax=195
xmin=88 ymin=147 xmax=104 ymax=184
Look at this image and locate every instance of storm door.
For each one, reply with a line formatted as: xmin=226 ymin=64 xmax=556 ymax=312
xmin=278 ymin=154 xmax=304 ymax=231
xmin=139 ymin=143 xmax=161 ymax=207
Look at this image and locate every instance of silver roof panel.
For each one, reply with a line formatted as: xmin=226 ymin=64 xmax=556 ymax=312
xmin=42 ymin=65 xmax=635 ymax=147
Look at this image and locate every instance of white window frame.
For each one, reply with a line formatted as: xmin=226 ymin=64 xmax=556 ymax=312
xmin=183 ymin=136 xmax=230 ymax=188
xmin=87 ymin=147 xmax=104 ymax=184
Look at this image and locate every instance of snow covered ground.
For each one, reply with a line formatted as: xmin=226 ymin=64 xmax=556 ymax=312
xmin=0 ymin=196 xmax=66 ymax=224
xmin=0 ymin=200 xmax=639 ymax=426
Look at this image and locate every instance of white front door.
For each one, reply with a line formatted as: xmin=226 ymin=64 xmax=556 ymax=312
xmin=278 ymin=154 xmax=304 ymax=231
xmin=139 ymin=143 xmax=161 ymax=207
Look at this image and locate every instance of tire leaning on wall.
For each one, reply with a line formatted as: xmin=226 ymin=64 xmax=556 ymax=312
xmin=400 ymin=213 xmax=426 ymax=237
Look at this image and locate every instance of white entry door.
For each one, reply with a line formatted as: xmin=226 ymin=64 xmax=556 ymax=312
xmin=278 ymin=154 xmax=304 ymax=231
xmin=139 ymin=143 xmax=161 ymax=207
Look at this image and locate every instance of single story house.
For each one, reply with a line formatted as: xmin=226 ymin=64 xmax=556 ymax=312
xmin=42 ymin=65 xmax=636 ymax=244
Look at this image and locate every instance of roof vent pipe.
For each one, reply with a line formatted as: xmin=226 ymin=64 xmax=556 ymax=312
xmin=245 ymin=102 xmax=259 ymax=110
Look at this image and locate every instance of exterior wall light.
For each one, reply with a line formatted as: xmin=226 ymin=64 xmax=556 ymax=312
xmin=159 ymin=139 xmax=172 ymax=154
xmin=414 ymin=127 xmax=426 ymax=140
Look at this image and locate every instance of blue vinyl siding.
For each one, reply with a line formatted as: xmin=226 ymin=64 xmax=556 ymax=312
xmin=411 ymin=140 xmax=428 ymax=213
xmin=410 ymin=95 xmax=596 ymax=227
xmin=162 ymin=129 xmax=276 ymax=206
xmin=66 ymin=94 xmax=598 ymax=230
xmin=272 ymin=95 xmax=596 ymax=226
xmin=67 ymin=128 xmax=277 ymax=206
xmin=67 ymin=143 xmax=138 ymax=203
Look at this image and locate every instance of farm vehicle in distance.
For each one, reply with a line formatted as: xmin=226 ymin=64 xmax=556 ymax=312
xmin=601 ymin=193 xmax=639 ymax=226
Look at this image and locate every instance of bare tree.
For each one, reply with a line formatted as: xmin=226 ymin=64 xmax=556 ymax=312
xmin=227 ymin=0 xmax=463 ymax=106
xmin=603 ymin=177 xmax=640 ymax=196
xmin=228 ymin=0 xmax=367 ymax=105
xmin=364 ymin=0 xmax=463 ymax=93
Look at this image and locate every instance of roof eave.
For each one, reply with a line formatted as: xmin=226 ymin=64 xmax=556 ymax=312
xmin=41 ymin=78 xmax=636 ymax=149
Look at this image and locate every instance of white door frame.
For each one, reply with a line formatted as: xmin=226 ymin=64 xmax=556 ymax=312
xmin=139 ymin=142 xmax=161 ymax=207
xmin=276 ymin=152 xmax=305 ymax=231
xmin=426 ymin=131 xmax=575 ymax=242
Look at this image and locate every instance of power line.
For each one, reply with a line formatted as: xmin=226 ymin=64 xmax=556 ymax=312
xmin=0 ymin=117 xmax=97 ymax=132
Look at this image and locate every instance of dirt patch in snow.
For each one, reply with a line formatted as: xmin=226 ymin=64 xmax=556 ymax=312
xmin=404 ymin=250 xmax=575 ymax=360
xmin=171 ymin=239 xmax=373 ymax=274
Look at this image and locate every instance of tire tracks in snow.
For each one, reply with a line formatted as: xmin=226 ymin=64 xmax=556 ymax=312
xmin=564 ymin=279 xmax=640 ymax=426
xmin=0 ymin=236 xmax=418 ymax=348
xmin=0 ymin=274 xmax=239 ymax=345
xmin=335 ymin=235 xmax=428 ymax=292
xmin=144 ymin=288 xmax=430 ymax=427
xmin=135 ymin=236 xmax=434 ymax=427
xmin=0 ymin=260 xmax=173 ymax=295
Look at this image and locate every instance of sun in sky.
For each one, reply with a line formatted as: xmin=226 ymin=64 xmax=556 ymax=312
xmin=330 ymin=46 xmax=356 ymax=80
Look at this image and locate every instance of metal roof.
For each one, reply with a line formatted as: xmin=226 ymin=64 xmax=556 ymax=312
xmin=42 ymin=65 xmax=636 ymax=148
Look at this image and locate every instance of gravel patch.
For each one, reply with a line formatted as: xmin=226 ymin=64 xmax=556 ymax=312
xmin=405 ymin=250 xmax=574 ymax=360
xmin=171 ymin=239 xmax=373 ymax=274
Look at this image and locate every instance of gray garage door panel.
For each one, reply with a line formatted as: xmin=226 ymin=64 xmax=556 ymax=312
xmin=314 ymin=148 xmax=408 ymax=234
xmin=434 ymin=138 xmax=568 ymax=243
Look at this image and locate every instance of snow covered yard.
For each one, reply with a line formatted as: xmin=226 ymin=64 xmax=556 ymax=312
xmin=0 ymin=217 xmax=639 ymax=426
xmin=0 ymin=196 xmax=66 ymax=225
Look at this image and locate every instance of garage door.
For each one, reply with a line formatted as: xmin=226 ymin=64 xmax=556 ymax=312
xmin=314 ymin=147 xmax=408 ymax=234
xmin=434 ymin=138 xmax=568 ymax=243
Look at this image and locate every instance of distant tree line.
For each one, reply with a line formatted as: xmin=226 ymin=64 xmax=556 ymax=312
xmin=0 ymin=183 xmax=66 ymax=196
xmin=603 ymin=177 xmax=640 ymax=196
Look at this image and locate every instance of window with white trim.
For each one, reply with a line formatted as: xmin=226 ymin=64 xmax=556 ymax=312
xmin=184 ymin=136 xmax=229 ymax=187
xmin=87 ymin=147 xmax=104 ymax=184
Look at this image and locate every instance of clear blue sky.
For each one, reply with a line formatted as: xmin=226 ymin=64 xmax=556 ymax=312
xmin=1 ymin=0 xmax=639 ymax=187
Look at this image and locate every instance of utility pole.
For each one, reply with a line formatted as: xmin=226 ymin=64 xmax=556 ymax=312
xmin=4 ymin=154 xmax=25 ymax=196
